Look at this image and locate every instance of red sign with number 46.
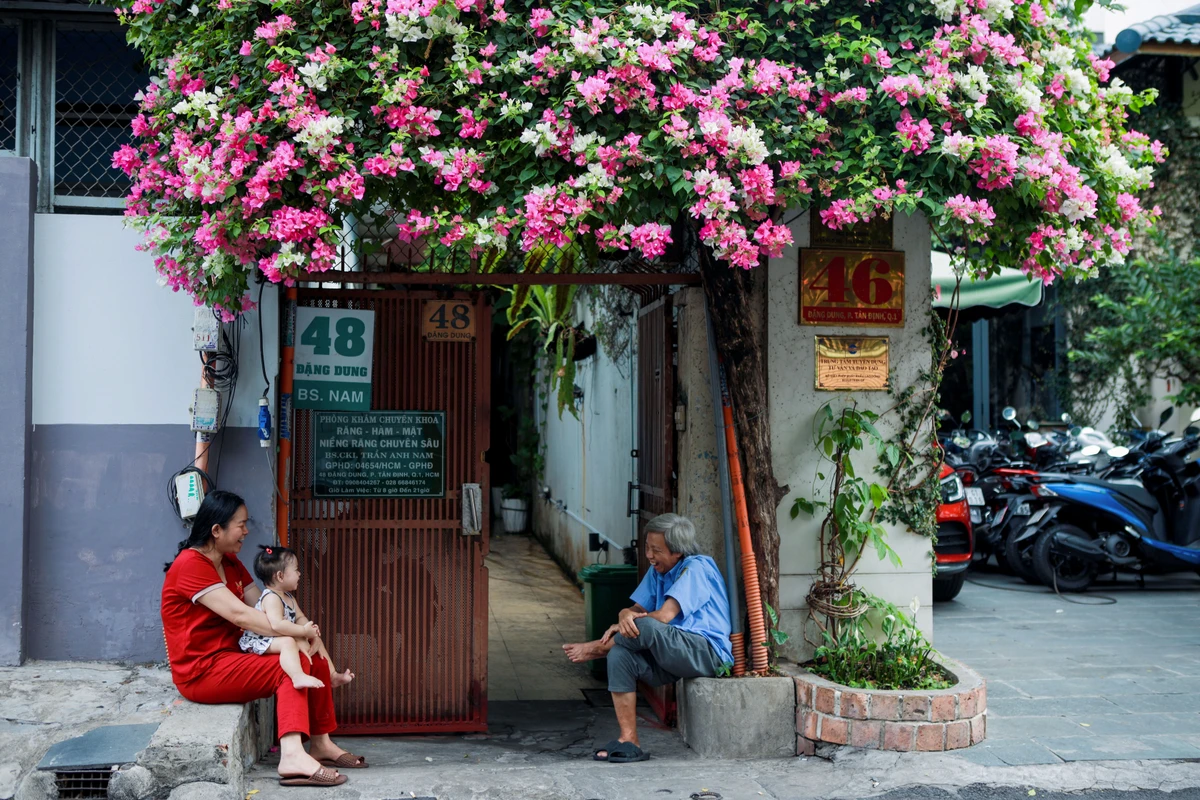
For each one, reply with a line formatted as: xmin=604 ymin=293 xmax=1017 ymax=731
xmin=799 ymin=249 xmax=905 ymax=327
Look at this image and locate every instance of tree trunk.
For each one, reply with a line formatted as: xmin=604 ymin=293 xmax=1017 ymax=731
xmin=699 ymin=243 xmax=786 ymax=622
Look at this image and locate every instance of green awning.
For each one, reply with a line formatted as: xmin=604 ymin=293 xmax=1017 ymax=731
xmin=931 ymin=250 xmax=1043 ymax=310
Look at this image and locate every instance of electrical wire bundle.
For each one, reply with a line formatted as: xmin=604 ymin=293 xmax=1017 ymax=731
xmin=167 ymin=310 xmax=242 ymax=520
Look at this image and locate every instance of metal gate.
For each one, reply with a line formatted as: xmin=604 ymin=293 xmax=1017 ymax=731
xmin=288 ymin=289 xmax=490 ymax=734
xmin=634 ymin=294 xmax=676 ymax=724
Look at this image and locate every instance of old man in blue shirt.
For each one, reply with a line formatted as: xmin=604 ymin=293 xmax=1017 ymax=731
xmin=563 ymin=513 xmax=733 ymax=763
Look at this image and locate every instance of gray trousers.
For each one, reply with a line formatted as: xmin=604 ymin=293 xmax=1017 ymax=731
xmin=607 ymin=617 xmax=720 ymax=693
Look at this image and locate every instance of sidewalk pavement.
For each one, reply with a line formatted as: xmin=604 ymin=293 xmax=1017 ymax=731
xmin=937 ymin=568 xmax=1200 ymax=766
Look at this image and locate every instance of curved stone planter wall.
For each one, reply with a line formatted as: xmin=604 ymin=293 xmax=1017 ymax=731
xmin=788 ymin=657 xmax=987 ymax=754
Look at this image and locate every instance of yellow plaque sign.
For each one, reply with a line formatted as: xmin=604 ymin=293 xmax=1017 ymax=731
xmin=800 ymin=249 xmax=905 ymax=327
xmin=815 ymin=336 xmax=890 ymax=391
xmin=422 ymin=299 xmax=476 ymax=342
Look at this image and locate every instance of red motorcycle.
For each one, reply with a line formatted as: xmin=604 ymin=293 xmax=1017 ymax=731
xmin=934 ymin=463 xmax=974 ymax=601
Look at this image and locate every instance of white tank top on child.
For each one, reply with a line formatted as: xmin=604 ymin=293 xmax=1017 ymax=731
xmin=238 ymin=588 xmax=298 ymax=655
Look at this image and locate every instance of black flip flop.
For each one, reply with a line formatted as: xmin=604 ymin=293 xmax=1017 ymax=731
xmin=606 ymin=741 xmax=650 ymax=763
xmin=593 ymin=738 xmax=622 ymax=761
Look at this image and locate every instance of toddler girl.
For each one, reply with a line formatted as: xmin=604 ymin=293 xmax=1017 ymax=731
xmin=240 ymin=545 xmax=354 ymax=691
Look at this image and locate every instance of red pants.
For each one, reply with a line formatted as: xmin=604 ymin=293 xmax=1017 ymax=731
xmin=178 ymin=651 xmax=337 ymax=739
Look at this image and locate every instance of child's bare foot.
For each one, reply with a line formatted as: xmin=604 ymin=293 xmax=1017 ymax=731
xmin=331 ymin=669 xmax=355 ymax=688
xmin=292 ymin=674 xmax=326 ymax=690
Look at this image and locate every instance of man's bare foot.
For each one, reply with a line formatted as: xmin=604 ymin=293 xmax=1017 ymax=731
xmin=331 ymin=668 xmax=355 ymax=688
xmin=562 ymin=640 xmax=605 ymax=663
xmin=292 ymin=674 xmax=326 ymax=690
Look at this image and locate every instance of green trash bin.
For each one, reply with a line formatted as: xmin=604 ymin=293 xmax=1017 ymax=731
xmin=579 ymin=563 xmax=640 ymax=679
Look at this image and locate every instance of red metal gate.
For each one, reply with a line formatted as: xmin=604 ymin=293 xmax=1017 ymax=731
xmin=288 ymin=289 xmax=490 ymax=734
xmin=635 ymin=294 xmax=677 ymax=724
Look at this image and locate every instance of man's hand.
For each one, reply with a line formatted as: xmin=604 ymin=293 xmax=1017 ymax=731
xmin=617 ymin=608 xmax=646 ymax=639
xmin=302 ymin=621 xmax=320 ymax=640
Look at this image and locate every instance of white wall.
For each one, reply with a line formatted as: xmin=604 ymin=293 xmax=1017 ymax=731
xmin=533 ymin=302 xmax=638 ymax=576
xmin=769 ymin=212 xmax=935 ymax=659
xmin=33 ymin=214 xmax=278 ymax=428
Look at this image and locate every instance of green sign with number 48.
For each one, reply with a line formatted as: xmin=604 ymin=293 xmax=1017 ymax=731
xmin=293 ymin=307 xmax=375 ymax=410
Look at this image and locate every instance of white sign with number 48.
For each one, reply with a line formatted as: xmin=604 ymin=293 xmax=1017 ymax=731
xmin=293 ymin=307 xmax=375 ymax=411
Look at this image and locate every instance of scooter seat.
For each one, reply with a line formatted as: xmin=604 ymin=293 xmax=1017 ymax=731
xmin=1071 ymin=476 xmax=1159 ymax=511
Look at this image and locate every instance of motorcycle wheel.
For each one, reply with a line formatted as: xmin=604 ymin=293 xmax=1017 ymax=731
xmin=1032 ymin=524 xmax=1098 ymax=593
xmin=933 ymin=573 xmax=966 ymax=602
xmin=1003 ymin=526 xmax=1043 ymax=585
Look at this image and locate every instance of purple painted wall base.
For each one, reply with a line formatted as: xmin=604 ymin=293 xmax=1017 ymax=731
xmin=29 ymin=425 xmax=276 ymax=662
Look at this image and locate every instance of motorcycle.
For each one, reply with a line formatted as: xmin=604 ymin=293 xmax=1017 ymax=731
xmin=935 ymin=462 xmax=974 ymax=601
xmin=1015 ymin=409 xmax=1200 ymax=592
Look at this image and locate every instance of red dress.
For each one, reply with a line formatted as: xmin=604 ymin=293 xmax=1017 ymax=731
xmin=161 ymin=549 xmax=336 ymax=738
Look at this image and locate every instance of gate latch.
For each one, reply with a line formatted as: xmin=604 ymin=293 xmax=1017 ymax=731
xmin=462 ymin=483 xmax=483 ymax=535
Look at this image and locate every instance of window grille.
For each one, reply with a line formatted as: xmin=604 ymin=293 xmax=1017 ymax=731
xmin=53 ymin=24 xmax=143 ymax=206
xmin=0 ymin=24 xmax=17 ymax=154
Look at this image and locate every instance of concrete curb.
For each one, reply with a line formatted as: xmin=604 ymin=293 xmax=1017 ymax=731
xmin=133 ymin=697 xmax=273 ymax=798
xmin=678 ymin=675 xmax=797 ymax=759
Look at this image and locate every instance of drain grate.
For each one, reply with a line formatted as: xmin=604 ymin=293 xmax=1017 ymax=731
xmin=55 ymin=768 xmax=113 ymax=799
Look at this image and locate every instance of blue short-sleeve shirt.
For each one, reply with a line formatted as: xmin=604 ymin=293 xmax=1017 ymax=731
xmin=629 ymin=555 xmax=734 ymax=665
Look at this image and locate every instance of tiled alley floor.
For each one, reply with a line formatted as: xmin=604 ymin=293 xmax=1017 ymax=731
xmin=486 ymin=533 xmax=607 ymax=701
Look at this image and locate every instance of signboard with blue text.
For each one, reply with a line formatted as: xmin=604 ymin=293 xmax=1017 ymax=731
xmin=293 ymin=307 xmax=375 ymax=410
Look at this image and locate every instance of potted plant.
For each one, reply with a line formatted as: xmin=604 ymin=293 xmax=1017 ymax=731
xmin=499 ymin=417 xmax=544 ymax=533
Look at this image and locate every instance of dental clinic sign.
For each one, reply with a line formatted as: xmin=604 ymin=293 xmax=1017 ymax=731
xmin=293 ymin=307 xmax=375 ymax=411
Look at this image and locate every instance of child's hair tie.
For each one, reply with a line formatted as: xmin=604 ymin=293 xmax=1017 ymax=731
xmin=265 ymin=547 xmax=273 ymax=554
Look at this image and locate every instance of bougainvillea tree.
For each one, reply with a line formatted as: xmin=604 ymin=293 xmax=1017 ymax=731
xmin=113 ymin=0 xmax=1161 ymax=318
xmin=111 ymin=0 xmax=1165 ymax=616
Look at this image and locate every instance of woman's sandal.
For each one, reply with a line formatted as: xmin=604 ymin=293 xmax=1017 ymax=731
xmin=319 ymin=752 xmax=369 ymax=769
xmin=279 ymin=766 xmax=348 ymax=786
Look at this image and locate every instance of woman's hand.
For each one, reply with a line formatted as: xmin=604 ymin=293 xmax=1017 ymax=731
xmin=617 ymin=607 xmax=647 ymax=639
xmin=197 ymin=587 xmax=275 ymax=637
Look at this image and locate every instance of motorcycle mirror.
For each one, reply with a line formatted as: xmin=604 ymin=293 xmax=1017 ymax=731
xmin=1070 ymin=426 xmax=1082 ymax=437
xmin=1080 ymin=445 xmax=1102 ymax=457
xmin=1027 ymin=420 xmax=1040 ymax=431
xmin=960 ymin=410 xmax=972 ymax=425
xmin=1061 ymin=412 xmax=1072 ymax=424
xmin=1191 ymin=408 xmax=1200 ymax=423
xmin=1002 ymin=406 xmax=1017 ymax=422
xmin=1107 ymin=446 xmax=1130 ymax=458
xmin=1187 ymin=425 xmax=1200 ymax=437
xmin=1160 ymin=407 xmax=1175 ymax=426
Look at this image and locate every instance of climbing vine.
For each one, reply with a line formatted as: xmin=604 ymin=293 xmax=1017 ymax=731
xmin=789 ymin=288 xmax=959 ymax=687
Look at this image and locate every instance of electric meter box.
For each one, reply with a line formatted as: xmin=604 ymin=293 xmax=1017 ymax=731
xmin=175 ymin=472 xmax=205 ymax=519
xmin=193 ymin=306 xmax=220 ymax=352
xmin=191 ymin=387 xmax=221 ymax=433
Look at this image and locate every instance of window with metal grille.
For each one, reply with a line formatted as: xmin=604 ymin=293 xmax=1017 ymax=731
xmin=0 ymin=12 xmax=144 ymax=212
xmin=54 ymin=23 xmax=143 ymax=206
xmin=0 ymin=24 xmax=17 ymax=154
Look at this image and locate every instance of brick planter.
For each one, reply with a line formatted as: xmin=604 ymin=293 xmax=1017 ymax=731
xmin=785 ymin=656 xmax=986 ymax=754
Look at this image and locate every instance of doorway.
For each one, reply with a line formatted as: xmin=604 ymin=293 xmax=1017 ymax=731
xmin=287 ymin=289 xmax=491 ymax=734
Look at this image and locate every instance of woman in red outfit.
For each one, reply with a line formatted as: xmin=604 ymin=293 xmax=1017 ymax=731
xmin=161 ymin=490 xmax=366 ymax=787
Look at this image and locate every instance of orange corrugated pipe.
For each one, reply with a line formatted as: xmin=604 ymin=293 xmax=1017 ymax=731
xmin=730 ymin=632 xmax=747 ymax=676
xmin=720 ymin=365 xmax=769 ymax=674
xmin=276 ymin=287 xmax=297 ymax=547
